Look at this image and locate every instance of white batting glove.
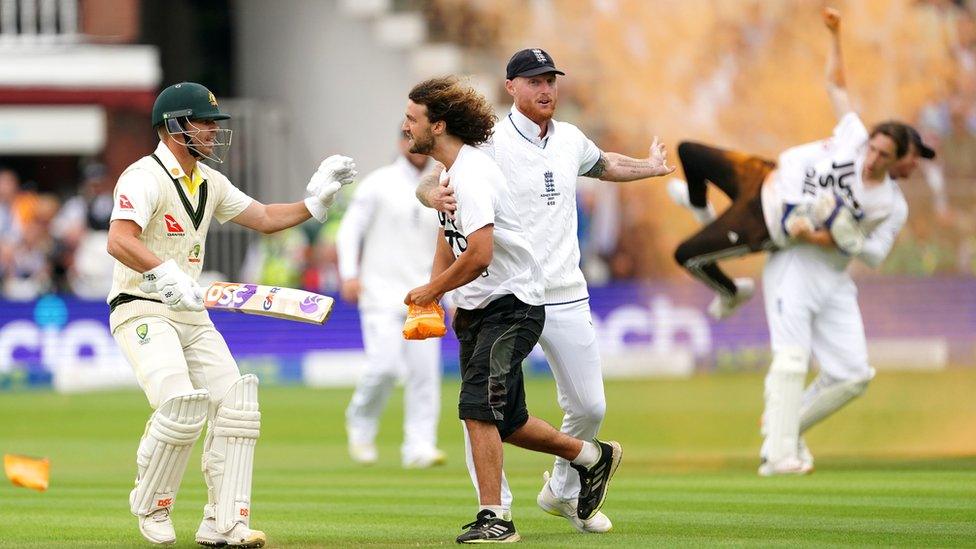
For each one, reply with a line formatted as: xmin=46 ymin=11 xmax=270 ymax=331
xmin=139 ymin=259 xmax=205 ymax=312
xmin=304 ymin=155 xmax=357 ymax=222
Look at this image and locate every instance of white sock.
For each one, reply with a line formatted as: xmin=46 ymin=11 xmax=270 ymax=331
xmin=479 ymin=505 xmax=507 ymax=520
xmin=571 ymin=441 xmax=600 ymax=468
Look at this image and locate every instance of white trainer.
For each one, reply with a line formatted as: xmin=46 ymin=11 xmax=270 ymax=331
xmin=798 ymin=436 xmax=815 ymax=471
xmin=348 ymin=442 xmax=378 ymax=465
xmin=667 ymin=178 xmax=716 ymax=224
xmin=402 ymin=448 xmax=447 ymax=469
xmin=195 ymin=518 xmax=266 ymax=548
xmin=536 ymin=471 xmax=612 ymax=533
xmin=136 ymin=507 xmax=176 ymax=545
xmin=707 ymin=278 xmax=755 ymax=320
xmin=758 ymin=456 xmax=814 ymax=477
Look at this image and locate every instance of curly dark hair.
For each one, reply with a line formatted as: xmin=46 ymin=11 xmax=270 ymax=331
xmin=870 ymin=121 xmax=911 ymax=159
xmin=408 ymin=76 xmax=496 ymax=146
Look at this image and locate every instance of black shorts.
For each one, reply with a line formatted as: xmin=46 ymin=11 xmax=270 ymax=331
xmin=454 ymin=294 xmax=545 ymax=440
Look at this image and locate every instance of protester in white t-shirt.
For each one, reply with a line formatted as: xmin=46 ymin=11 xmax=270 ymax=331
xmin=416 ymin=48 xmax=674 ymax=534
xmin=401 ymin=76 xmax=622 ymax=544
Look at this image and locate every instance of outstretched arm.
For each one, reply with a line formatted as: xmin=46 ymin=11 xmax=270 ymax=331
xmin=824 ymin=7 xmax=853 ymax=117
xmin=583 ymin=136 xmax=676 ymax=182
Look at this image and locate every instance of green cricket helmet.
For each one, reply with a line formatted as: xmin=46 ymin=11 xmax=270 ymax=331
xmin=152 ymin=82 xmax=233 ymax=164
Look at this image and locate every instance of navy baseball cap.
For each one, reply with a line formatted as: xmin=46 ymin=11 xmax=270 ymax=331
xmin=506 ymin=48 xmax=565 ymax=80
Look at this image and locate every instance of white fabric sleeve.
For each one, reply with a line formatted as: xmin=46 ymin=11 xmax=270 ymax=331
xmin=335 ymin=176 xmax=378 ymax=280
xmin=111 ymin=169 xmax=160 ymax=229
xmin=454 ymin=171 xmax=496 ymax=238
xmin=831 ymin=112 xmax=869 ymax=152
xmin=857 ymin=193 xmax=908 ymax=268
xmin=213 ymin=175 xmax=254 ymax=224
xmin=572 ymin=124 xmax=603 ymax=176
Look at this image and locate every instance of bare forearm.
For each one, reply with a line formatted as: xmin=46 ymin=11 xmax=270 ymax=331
xmin=427 ymin=254 xmax=487 ymax=297
xmin=107 ymin=234 xmax=162 ymax=274
xmin=430 ymin=238 xmax=455 ymax=281
xmin=826 ymin=31 xmax=845 ymax=89
xmin=595 ymin=152 xmax=665 ymax=182
xmin=261 ymin=202 xmax=313 ymax=233
xmin=416 ymin=174 xmax=438 ymax=208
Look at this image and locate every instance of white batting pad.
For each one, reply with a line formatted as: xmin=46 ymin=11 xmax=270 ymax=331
xmin=130 ymin=389 xmax=209 ymax=516
xmin=762 ymin=348 xmax=808 ymax=464
xmin=800 ymin=369 xmax=874 ymax=433
xmin=202 ymin=374 xmax=261 ymax=533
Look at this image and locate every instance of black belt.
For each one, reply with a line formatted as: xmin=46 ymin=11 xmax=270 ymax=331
xmin=109 ymin=293 xmax=162 ymax=313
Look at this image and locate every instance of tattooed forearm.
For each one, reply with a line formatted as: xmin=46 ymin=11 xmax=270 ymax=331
xmin=597 ymin=152 xmax=669 ymax=181
xmin=582 ymin=154 xmax=607 ymax=178
xmin=415 ymin=175 xmax=438 ymax=207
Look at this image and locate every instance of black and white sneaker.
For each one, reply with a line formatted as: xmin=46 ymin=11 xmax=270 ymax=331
xmin=455 ymin=509 xmax=520 ymax=544
xmin=571 ymin=439 xmax=622 ymax=520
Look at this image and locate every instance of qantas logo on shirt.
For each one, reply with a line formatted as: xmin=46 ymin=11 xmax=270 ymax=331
xmin=118 ymin=195 xmax=134 ymax=210
xmin=164 ymin=214 xmax=185 ymax=236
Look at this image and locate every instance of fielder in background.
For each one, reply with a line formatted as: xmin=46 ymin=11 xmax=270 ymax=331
xmin=106 ymin=82 xmax=356 ymax=547
xmin=336 ymin=131 xmax=446 ymax=468
xmin=417 ymin=48 xmax=672 ymax=533
xmin=669 ymin=9 xmax=924 ymax=475
xmin=402 ymin=77 xmax=621 ymax=544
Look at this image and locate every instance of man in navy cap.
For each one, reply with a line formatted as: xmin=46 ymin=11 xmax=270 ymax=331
xmin=418 ymin=48 xmax=675 ymax=534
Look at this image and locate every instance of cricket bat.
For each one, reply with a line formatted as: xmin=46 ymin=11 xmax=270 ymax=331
xmin=203 ymin=282 xmax=335 ymax=325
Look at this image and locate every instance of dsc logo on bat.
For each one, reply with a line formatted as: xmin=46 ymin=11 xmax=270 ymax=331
xmin=204 ymin=283 xmax=259 ymax=309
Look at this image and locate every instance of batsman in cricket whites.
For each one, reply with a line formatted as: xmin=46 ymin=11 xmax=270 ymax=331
xmin=106 ymin=82 xmax=357 ymax=547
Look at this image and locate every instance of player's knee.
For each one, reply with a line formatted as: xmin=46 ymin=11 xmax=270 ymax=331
xmin=674 ymin=240 xmax=695 ymax=268
xmin=677 ymin=141 xmax=703 ymax=164
xmin=567 ymin=397 xmax=606 ymax=426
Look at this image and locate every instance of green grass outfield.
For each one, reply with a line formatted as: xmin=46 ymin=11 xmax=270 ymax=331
xmin=1 ymin=370 xmax=974 ymax=548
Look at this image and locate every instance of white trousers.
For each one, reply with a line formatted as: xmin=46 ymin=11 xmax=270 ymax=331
xmin=464 ymin=299 xmax=606 ymax=507
xmin=763 ymin=246 xmax=870 ymax=381
xmin=113 ymin=315 xmax=242 ymax=412
xmin=345 ymin=309 xmax=442 ymax=462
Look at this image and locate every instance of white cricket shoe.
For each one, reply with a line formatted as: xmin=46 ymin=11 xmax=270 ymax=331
xmin=195 ymin=518 xmax=266 ymax=548
xmin=707 ymin=278 xmax=755 ymax=320
xmin=667 ymin=178 xmax=716 ymax=224
xmin=798 ymin=436 xmax=815 ymax=471
xmin=536 ymin=471 xmax=612 ymax=533
xmin=758 ymin=456 xmax=814 ymax=477
xmin=348 ymin=442 xmax=378 ymax=465
xmin=402 ymin=448 xmax=447 ymax=469
xmin=136 ymin=507 xmax=176 ymax=545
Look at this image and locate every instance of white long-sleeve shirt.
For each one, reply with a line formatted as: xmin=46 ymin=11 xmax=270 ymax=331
xmin=335 ymin=155 xmax=441 ymax=313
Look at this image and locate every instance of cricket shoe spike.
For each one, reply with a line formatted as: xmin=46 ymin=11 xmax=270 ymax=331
xmin=196 ymin=505 xmax=266 ymax=548
xmin=571 ymin=439 xmax=622 ymax=520
xmin=456 ymin=509 xmax=520 ymax=544
xmin=758 ymin=455 xmax=814 ymax=477
xmin=537 ymin=471 xmax=612 ymax=533
xmin=135 ymin=506 xmax=176 ymax=545
xmin=708 ymin=278 xmax=755 ymax=320
xmin=667 ymin=178 xmax=716 ymax=224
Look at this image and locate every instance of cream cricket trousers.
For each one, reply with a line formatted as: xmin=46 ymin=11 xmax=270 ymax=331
xmin=113 ymin=315 xmax=243 ymax=411
xmin=345 ymin=309 xmax=442 ymax=463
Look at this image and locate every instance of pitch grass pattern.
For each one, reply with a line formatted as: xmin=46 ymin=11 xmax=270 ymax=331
xmin=1 ymin=372 xmax=974 ymax=548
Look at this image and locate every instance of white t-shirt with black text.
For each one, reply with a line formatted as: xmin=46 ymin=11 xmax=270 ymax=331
xmin=439 ymin=144 xmax=544 ymax=310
